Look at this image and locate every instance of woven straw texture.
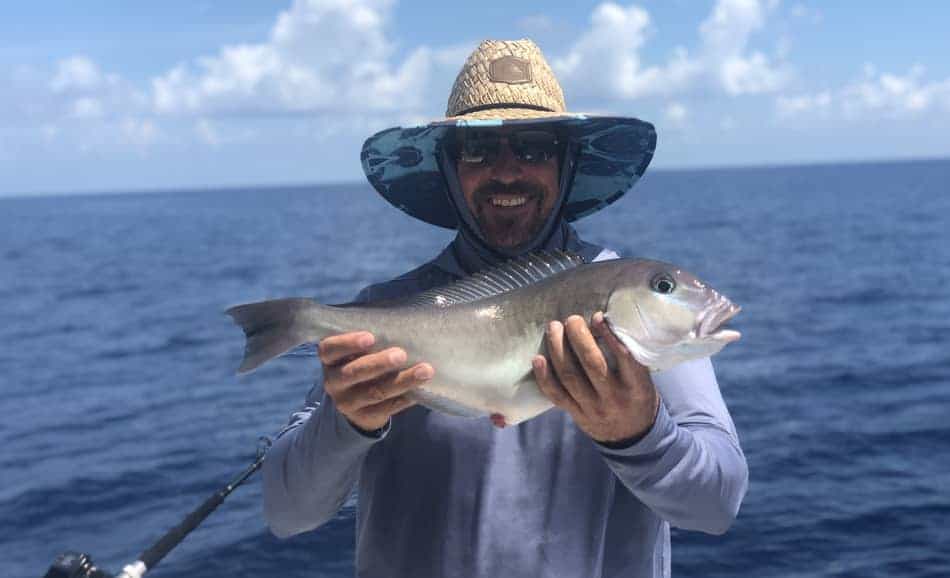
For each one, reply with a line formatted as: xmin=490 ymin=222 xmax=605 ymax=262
xmin=445 ymin=39 xmax=566 ymax=120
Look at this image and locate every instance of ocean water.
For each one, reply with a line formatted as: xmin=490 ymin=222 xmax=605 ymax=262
xmin=1 ymin=158 xmax=949 ymax=578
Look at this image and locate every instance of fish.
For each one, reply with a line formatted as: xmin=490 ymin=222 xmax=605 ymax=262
xmin=227 ymin=251 xmax=741 ymax=425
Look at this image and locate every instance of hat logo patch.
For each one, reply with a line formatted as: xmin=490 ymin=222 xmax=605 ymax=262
xmin=489 ymin=56 xmax=532 ymax=84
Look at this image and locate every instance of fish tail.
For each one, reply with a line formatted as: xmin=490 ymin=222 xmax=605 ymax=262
xmin=226 ymin=298 xmax=321 ymax=373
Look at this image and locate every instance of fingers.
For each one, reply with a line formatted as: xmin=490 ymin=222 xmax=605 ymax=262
xmin=352 ymin=393 xmax=418 ymax=426
xmin=532 ymin=355 xmax=580 ymax=415
xmin=563 ymin=315 xmax=612 ymax=394
xmin=336 ymin=363 xmax=433 ymax=412
xmin=544 ymin=319 xmax=597 ymax=407
xmin=325 ymin=346 xmax=405 ymax=391
xmin=591 ymin=312 xmax=648 ymax=387
xmin=318 ymin=329 xmax=433 ymax=430
xmin=319 ymin=331 xmax=375 ymax=366
xmin=591 ymin=312 xmax=624 ymax=358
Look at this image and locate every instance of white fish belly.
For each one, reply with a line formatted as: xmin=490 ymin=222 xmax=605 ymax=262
xmin=404 ymin=327 xmax=554 ymax=424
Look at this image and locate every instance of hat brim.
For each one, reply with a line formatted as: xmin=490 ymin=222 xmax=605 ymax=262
xmin=360 ymin=113 xmax=657 ymax=229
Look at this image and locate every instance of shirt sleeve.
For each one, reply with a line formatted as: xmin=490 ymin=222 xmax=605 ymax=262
xmin=262 ymin=377 xmax=390 ymax=538
xmin=596 ymin=357 xmax=749 ymax=535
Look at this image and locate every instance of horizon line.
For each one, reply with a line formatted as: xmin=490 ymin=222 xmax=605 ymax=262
xmin=2 ymin=153 xmax=948 ymax=201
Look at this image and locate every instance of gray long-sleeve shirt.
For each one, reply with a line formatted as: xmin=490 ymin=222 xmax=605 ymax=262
xmin=262 ymin=242 xmax=748 ymax=578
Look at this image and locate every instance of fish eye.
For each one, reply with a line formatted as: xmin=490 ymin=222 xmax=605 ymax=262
xmin=650 ymin=273 xmax=676 ymax=294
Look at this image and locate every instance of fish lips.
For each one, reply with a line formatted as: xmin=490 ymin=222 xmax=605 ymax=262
xmin=698 ymin=302 xmax=742 ymax=343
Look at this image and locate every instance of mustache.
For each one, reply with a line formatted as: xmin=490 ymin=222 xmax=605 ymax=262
xmin=474 ymin=179 xmax=547 ymax=203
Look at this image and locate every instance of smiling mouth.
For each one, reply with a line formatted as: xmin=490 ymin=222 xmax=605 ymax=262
xmin=490 ymin=195 xmax=528 ymax=207
xmin=485 ymin=194 xmax=539 ymax=209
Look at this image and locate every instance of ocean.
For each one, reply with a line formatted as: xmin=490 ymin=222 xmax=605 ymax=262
xmin=1 ymin=158 xmax=948 ymax=577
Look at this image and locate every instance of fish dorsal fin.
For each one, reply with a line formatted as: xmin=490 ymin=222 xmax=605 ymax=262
xmin=409 ymin=250 xmax=587 ymax=307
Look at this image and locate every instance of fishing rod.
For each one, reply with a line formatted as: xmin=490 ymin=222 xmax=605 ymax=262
xmin=42 ymin=437 xmax=272 ymax=578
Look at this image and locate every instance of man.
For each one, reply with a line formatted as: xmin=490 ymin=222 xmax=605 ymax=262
xmin=263 ymin=39 xmax=748 ymax=577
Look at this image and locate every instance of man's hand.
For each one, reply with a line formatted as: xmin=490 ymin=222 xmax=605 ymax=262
xmin=532 ymin=312 xmax=660 ymax=445
xmin=319 ymin=332 xmax=434 ymax=433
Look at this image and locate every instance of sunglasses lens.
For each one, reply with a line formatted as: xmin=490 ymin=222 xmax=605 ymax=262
xmin=511 ymin=131 xmax=559 ymax=163
xmin=456 ymin=130 xmax=559 ymax=165
xmin=459 ymin=133 xmax=499 ymax=165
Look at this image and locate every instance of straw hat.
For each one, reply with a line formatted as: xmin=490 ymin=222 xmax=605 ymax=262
xmin=361 ymin=39 xmax=657 ymax=229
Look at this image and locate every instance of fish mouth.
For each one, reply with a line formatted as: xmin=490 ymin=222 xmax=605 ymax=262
xmin=698 ymin=300 xmax=742 ymax=343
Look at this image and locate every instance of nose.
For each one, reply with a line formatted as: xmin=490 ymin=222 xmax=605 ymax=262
xmin=488 ymin=140 xmax=523 ymax=183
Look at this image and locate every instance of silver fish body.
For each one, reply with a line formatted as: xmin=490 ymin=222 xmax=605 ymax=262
xmin=228 ymin=253 xmax=740 ymax=425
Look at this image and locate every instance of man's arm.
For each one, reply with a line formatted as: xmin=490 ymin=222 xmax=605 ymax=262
xmin=534 ymin=314 xmax=748 ymax=535
xmin=262 ymin=331 xmax=434 ymax=538
xmin=595 ymin=357 xmax=748 ymax=535
xmin=262 ymin=384 xmax=386 ymax=538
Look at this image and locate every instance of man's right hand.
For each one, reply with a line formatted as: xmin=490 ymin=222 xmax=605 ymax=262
xmin=319 ymin=331 xmax=434 ymax=433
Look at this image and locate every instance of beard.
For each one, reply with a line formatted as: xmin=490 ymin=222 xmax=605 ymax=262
xmin=471 ymin=179 xmax=553 ymax=249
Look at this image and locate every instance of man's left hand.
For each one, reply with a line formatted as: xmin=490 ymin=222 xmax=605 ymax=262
xmin=532 ymin=312 xmax=660 ymax=445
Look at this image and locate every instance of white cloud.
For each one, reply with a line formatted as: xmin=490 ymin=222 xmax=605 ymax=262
xmin=699 ymin=0 xmax=788 ymax=95
xmin=34 ymin=116 xmax=161 ymax=156
xmin=50 ymin=56 xmax=103 ymax=92
xmin=664 ymin=102 xmax=688 ymax=127
xmin=191 ymin=118 xmax=260 ymax=146
xmin=26 ymin=0 xmax=947 ymax=170
xmin=44 ymin=54 xmax=149 ymax=125
xmin=776 ymin=65 xmax=950 ymax=119
xmin=150 ymin=0 xmax=467 ymax=118
xmin=554 ymin=3 xmax=700 ymax=100
xmin=553 ymin=0 xmax=787 ymax=102
xmin=26 ymin=0 xmax=799 ymax=161
xmin=70 ymin=97 xmax=104 ymax=119
xmin=776 ymin=91 xmax=831 ymax=116
xmin=34 ymin=0 xmax=794 ymax=152
xmin=120 ymin=118 xmax=159 ymax=148
xmin=840 ymin=64 xmax=948 ymax=116
xmin=32 ymin=0 xmax=471 ymax=155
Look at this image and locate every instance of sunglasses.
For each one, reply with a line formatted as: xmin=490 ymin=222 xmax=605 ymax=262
xmin=455 ymin=130 xmax=561 ymax=166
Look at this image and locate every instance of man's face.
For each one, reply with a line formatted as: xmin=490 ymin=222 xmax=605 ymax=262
xmin=456 ymin=128 xmax=561 ymax=249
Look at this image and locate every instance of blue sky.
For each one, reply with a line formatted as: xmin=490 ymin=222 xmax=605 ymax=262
xmin=2 ymin=0 xmax=949 ymax=196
